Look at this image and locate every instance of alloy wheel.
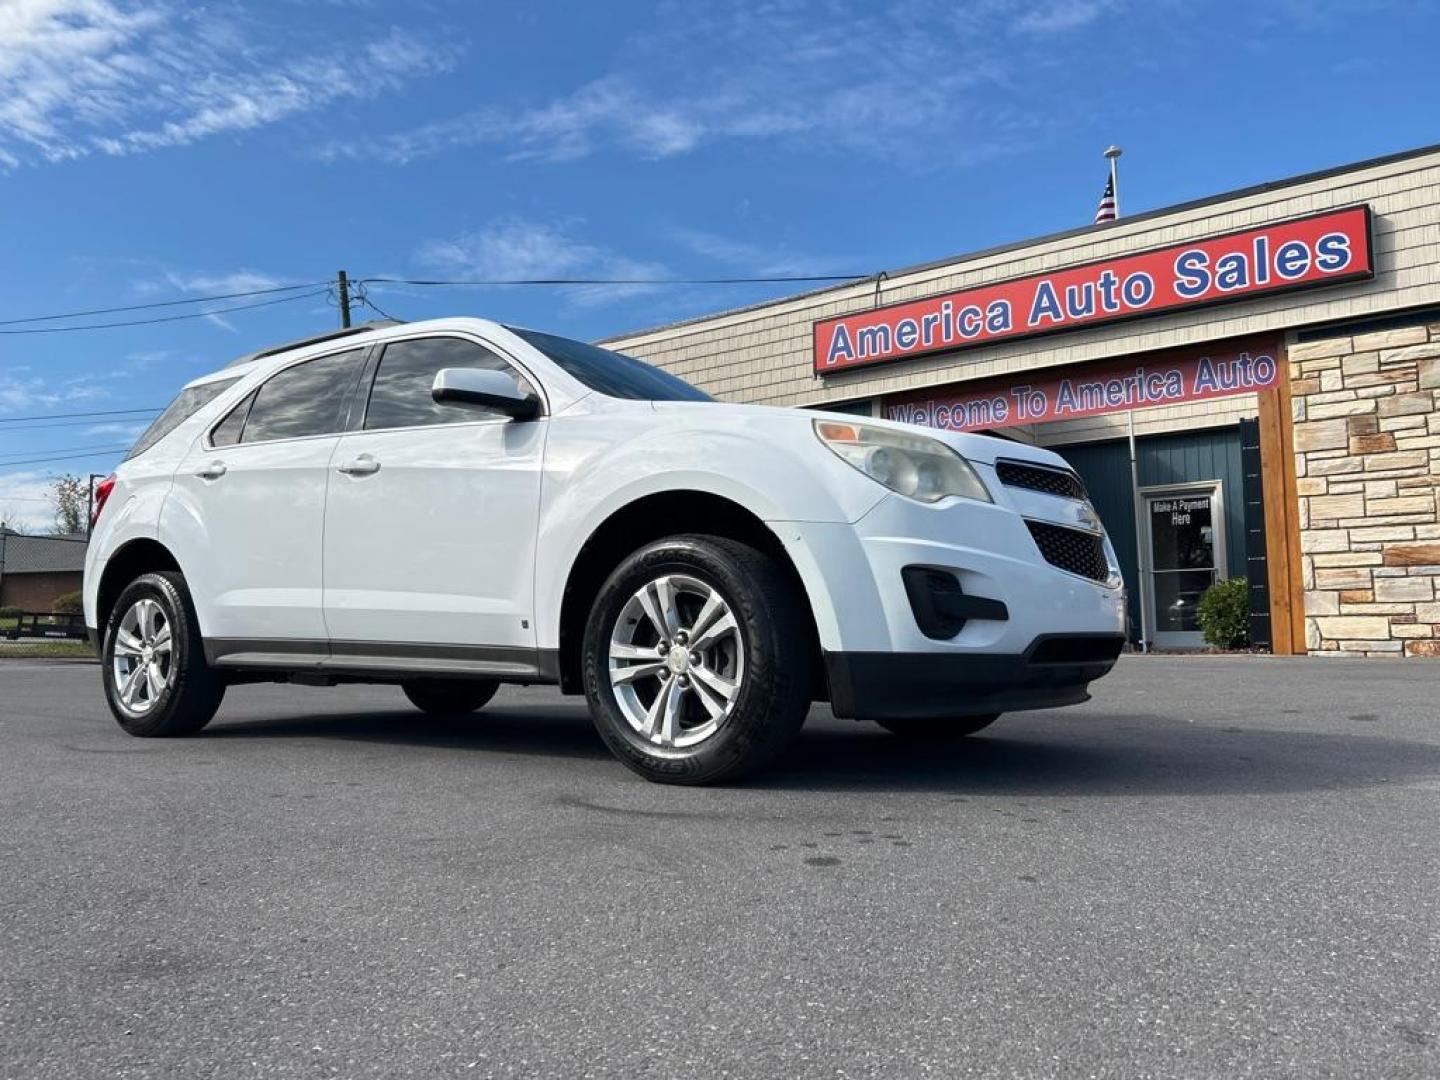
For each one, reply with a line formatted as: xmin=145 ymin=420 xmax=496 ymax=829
xmin=607 ymin=573 xmax=745 ymax=748
xmin=111 ymin=597 xmax=174 ymax=716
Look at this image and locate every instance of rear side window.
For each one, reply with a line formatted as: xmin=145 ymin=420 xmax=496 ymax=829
xmin=240 ymin=349 xmax=365 ymax=443
xmin=363 ymin=337 xmax=534 ymax=430
xmin=126 ymin=378 xmax=240 ymax=460
xmin=209 ymin=390 xmax=255 ymax=447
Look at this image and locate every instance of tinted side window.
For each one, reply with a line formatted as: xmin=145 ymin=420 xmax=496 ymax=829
xmin=364 ymin=337 xmax=534 ymax=430
xmin=210 ymin=390 xmax=254 ymax=447
xmin=508 ymin=327 xmax=711 ymax=402
xmin=241 ymin=349 xmax=365 ymax=444
xmin=126 ymin=378 xmax=240 ymax=460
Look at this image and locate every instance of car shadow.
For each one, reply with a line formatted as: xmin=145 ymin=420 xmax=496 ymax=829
xmin=203 ymin=704 xmax=616 ymax=762
xmin=756 ymin=715 xmax=1440 ymax=797
xmin=199 ymin=702 xmax=1440 ymax=799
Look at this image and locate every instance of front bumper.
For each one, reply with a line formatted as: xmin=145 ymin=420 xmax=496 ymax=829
xmin=826 ymin=633 xmax=1125 ymax=720
xmin=780 ymin=491 xmax=1128 ymax=656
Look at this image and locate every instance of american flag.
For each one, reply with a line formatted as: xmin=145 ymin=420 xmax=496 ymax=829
xmin=1094 ymin=173 xmax=1117 ymax=224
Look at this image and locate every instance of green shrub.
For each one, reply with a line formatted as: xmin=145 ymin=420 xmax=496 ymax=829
xmin=52 ymin=590 xmax=83 ymax=615
xmin=0 ymin=605 xmax=22 ymax=620
xmin=1196 ymin=577 xmax=1250 ymax=650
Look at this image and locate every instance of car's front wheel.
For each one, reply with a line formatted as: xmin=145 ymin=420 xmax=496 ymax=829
xmin=102 ymin=571 xmax=225 ymax=737
xmin=401 ymin=679 xmax=499 ymax=715
xmin=874 ymin=714 xmax=1001 ymax=739
xmin=582 ymin=535 xmax=811 ymax=785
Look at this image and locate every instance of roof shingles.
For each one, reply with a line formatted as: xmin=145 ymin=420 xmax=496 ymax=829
xmin=0 ymin=531 xmax=88 ymax=574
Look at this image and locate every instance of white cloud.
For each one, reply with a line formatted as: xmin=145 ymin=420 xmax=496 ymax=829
xmin=316 ymin=75 xmax=705 ymax=166
xmin=0 ymin=471 xmax=57 ymax=532
xmin=82 ymin=420 xmax=148 ymax=438
xmin=669 ymin=227 xmax=855 ymax=279
xmin=0 ymin=372 xmax=109 ymax=413
xmin=160 ymin=270 xmax=284 ymax=295
xmin=0 ymin=3 xmax=460 ymax=166
xmin=129 ymin=267 xmax=300 ymax=331
xmin=417 ymin=218 xmax=670 ymax=308
xmin=1015 ymin=1 xmax=1114 ymax=34
xmin=319 ymin=1 xmax=1093 ymax=169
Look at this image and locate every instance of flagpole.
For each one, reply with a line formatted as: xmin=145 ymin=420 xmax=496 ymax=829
xmin=1105 ymin=145 xmax=1123 ymax=218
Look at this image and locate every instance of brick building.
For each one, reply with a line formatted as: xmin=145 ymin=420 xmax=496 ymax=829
xmin=0 ymin=530 xmax=87 ymax=612
xmin=606 ymin=144 xmax=1440 ymax=657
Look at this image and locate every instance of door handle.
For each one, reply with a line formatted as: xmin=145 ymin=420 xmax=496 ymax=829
xmin=194 ymin=461 xmax=227 ymax=480
xmin=337 ymin=455 xmax=380 ymax=476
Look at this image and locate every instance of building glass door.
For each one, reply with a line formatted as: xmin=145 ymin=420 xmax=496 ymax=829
xmin=1144 ymin=483 xmax=1225 ymax=648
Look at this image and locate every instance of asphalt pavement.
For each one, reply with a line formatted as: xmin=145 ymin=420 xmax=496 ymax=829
xmin=2 ymin=655 xmax=1438 ymax=1079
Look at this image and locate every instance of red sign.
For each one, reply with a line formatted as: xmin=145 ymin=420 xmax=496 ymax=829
xmin=814 ymin=205 xmax=1372 ymax=374
xmin=884 ymin=338 xmax=1282 ymax=433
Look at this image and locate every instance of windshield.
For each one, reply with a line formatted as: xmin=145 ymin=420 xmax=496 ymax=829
xmin=126 ymin=378 xmax=239 ymax=460
xmin=509 ymin=328 xmax=712 ymax=402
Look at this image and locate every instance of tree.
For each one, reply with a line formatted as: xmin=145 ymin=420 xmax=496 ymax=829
xmin=49 ymin=474 xmax=89 ymax=536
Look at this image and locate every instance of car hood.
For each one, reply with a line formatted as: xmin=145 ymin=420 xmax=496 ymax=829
xmin=649 ymin=400 xmax=1073 ymax=470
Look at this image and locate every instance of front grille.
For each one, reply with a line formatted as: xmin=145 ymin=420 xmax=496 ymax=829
xmin=1026 ymin=521 xmax=1109 ymax=583
xmin=996 ymin=459 xmax=1087 ymax=501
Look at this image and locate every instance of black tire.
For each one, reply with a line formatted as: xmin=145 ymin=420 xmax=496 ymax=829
xmin=582 ymin=535 xmax=811 ymax=785
xmin=875 ymin=714 xmax=1001 ymax=739
xmin=401 ymin=679 xmax=499 ymax=715
xmin=101 ymin=571 xmax=224 ymax=737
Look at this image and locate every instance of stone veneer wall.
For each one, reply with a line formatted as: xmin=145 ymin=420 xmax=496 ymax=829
xmin=1291 ymin=324 xmax=1440 ymax=657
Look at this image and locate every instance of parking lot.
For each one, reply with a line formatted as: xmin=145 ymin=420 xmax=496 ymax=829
xmin=2 ymin=655 xmax=1438 ymax=1078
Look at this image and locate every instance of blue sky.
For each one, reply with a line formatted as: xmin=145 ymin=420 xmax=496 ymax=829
xmin=1 ymin=0 xmax=1437 ymax=527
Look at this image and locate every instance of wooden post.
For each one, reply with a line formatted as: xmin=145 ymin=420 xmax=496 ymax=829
xmin=1256 ymin=345 xmax=1307 ymax=654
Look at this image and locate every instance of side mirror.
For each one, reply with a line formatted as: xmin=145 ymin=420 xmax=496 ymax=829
xmin=432 ymin=368 xmax=541 ymax=421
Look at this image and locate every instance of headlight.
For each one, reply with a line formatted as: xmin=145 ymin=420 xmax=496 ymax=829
xmin=813 ymin=419 xmax=991 ymax=504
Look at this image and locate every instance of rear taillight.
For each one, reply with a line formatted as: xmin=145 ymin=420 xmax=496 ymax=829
xmin=91 ymin=474 xmax=117 ymax=529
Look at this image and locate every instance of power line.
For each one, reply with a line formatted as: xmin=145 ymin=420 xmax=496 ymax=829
xmin=0 ymin=288 xmax=331 ymax=336
xmin=0 ymin=416 xmax=156 ymax=432
xmin=0 ymin=442 xmax=130 ymax=463
xmin=0 ymin=271 xmax=873 ymax=339
xmin=0 ymin=407 xmax=163 ymax=424
xmin=362 ymin=274 xmax=869 ymax=286
xmin=0 ymin=281 xmax=330 ymax=328
xmin=0 ymin=447 xmax=130 ymax=468
xmin=350 ymin=281 xmax=399 ymax=323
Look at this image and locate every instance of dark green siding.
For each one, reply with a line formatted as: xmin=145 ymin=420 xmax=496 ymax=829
xmin=1053 ymin=425 xmax=1248 ymax=637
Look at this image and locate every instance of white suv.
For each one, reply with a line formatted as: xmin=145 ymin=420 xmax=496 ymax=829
xmin=84 ymin=317 xmax=1126 ymax=783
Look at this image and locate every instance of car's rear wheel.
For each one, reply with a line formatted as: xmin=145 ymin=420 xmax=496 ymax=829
xmin=401 ymin=679 xmax=499 ymax=715
xmin=582 ymin=535 xmax=811 ymax=785
xmin=874 ymin=714 xmax=1001 ymax=739
xmin=102 ymin=571 xmax=224 ymax=737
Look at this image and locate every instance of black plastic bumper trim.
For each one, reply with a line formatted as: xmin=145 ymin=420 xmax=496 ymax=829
xmin=824 ymin=633 xmax=1125 ymax=721
xmin=901 ymin=565 xmax=1008 ymax=640
xmin=203 ymin=637 xmax=562 ymax=685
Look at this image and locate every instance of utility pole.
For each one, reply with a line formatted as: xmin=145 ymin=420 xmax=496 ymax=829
xmin=337 ymin=269 xmax=352 ymax=329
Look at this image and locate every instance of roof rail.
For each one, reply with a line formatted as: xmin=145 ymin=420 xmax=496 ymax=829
xmin=223 ymin=319 xmax=403 ymax=369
